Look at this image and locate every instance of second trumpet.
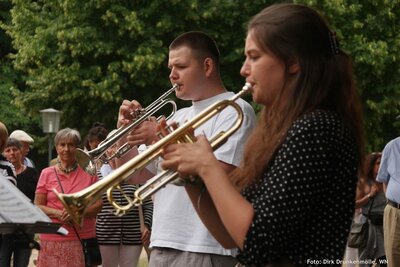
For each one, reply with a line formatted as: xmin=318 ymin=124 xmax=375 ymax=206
xmin=76 ymin=84 xmax=179 ymax=175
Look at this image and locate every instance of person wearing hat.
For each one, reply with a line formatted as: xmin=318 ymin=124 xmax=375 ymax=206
xmin=9 ymin=130 xmax=36 ymax=168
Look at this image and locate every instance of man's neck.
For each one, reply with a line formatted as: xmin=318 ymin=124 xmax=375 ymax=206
xmin=192 ymin=82 xmax=226 ymax=102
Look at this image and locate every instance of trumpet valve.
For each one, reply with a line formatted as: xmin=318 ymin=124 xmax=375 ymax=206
xmin=156 ymin=123 xmax=177 ymax=140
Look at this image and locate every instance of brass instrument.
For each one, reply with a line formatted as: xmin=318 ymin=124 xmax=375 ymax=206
xmin=54 ymin=83 xmax=252 ymax=225
xmin=76 ymin=84 xmax=178 ymax=175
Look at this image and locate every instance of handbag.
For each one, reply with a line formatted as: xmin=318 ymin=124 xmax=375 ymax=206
xmin=347 ymin=197 xmax=375 ymax=249
xmin=54 ymin=167 xmax=102 ymax=266
xmin=81 ymin=237 xmax=102 ymax=267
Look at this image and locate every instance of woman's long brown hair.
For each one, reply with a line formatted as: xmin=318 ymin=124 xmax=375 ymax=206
xmin=230 ymin=4 xmax=365 ymax=189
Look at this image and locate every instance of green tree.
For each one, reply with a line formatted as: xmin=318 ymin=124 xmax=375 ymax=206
xmin=0 ymin=0 xmax=399 ymax=170
xmin=299 ymin=0 xmax=400 ymax=151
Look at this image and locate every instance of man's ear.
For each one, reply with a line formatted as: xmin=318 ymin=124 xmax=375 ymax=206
xmin=203 ymin=57 xmax=214 ymax=77
xmin=288 ymin=57 xmax=300 ymax=74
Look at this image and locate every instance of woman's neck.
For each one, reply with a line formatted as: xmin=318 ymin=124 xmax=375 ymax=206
xmin=57 ymin=159 xmax=78 ymax=174
xmin=15 ymin=164 xmax=26 ymax=175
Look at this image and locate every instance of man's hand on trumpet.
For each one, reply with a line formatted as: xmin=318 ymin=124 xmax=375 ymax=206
xmin=118 ymin=99 xmax=158 ymax=146
xmin=117 ymin=99 xmax=143 ymax=128
xmin=126 ymin=116 xmax=159 ymax=146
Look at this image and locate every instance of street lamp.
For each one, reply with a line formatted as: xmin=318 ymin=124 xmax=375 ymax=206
xmin=40 ymin=108 xmax=61 ymax=165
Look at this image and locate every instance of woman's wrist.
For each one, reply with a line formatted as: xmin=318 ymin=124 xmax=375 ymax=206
xmin=198 ymin=157 xmax=221 ymax=182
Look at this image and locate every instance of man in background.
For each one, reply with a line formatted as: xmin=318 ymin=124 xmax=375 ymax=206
xmin=376 ymin=136 xmax=400 ymax=267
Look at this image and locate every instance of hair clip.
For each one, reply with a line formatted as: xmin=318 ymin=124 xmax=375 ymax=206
xmin=328 ymin=31 xmax=340 ymax=55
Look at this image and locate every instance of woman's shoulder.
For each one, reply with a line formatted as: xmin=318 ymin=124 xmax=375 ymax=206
xmin=293 ymin=110 xmax=342 ymax=128
xmin=40 ymin=166 xmax=55 ymax=175
xmin=291 ymin=110 xmax=349 ymax=137
xmin=288 ymin=110 xmax=355 ymax=148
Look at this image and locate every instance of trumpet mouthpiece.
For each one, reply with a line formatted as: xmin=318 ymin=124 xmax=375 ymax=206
xmin=243 ymin=82 xmax=253 ymax=92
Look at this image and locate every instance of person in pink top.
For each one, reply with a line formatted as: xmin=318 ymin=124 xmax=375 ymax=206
xmin=34 ymin=128 xmax=102 ymax=267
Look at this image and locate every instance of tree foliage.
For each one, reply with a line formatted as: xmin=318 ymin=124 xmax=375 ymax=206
xmin=0 ymin=0 xmax=399 ymax=169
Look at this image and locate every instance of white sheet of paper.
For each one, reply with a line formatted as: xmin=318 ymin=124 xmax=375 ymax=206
xmin=0 ymin=173 xmax=51 ymax=223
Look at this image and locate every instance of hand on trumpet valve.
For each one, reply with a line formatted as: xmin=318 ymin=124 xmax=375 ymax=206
xmin=117 ymin=99 xmax=143 ymax=128
xmin=125 ymin=116 xmax=159 ymax=146
xmin=161 ymin=135 xmax=216 ymax=179
xmin=155 ymin=119 xmax=178 ymax=140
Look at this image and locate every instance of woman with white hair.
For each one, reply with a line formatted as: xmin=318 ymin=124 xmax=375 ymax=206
xmin=34 ymin=128 xmax=102 ymax=267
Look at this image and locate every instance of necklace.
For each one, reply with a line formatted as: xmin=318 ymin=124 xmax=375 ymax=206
xmin=57 ymin=159 xmax=78 ymax=174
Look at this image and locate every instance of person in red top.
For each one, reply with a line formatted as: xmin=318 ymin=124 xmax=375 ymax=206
xmin=35 ymin=128 xmax=102 ymax=267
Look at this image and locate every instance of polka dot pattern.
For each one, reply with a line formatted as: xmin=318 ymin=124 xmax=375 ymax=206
xmin=237 ymin=110 xmax=358 ymax=266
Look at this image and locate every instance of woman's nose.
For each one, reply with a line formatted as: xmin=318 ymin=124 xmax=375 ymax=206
xmin=240 ymin=60 xmax=250 ymax=77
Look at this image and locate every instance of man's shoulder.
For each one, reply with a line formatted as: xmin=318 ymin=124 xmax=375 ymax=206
xmin=223 ymin=91 xmax=255 ymax=116
xmin=382 ymin=136 xmax=400 ymax=154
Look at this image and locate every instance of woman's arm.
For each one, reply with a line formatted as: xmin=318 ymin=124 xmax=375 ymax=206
xmin=34 ymin=193 xmax=62 ymax=219
xmin=84 ymin=199 xmax=103 ymax=218
xmin=355 ymin=182 xmax=378 ymax=209
xmin=185 ymin=183 xmax=237 ymax=248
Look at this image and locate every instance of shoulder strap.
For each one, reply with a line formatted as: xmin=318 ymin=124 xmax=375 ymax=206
xmin=53 ymin=167 xmax=64 ymax=193
xmin=366 ymin=196 xmax=375 ymax=219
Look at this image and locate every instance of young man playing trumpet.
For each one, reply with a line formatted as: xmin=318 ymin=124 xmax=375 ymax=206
xmin=117 ymin=31 xmax=256 ymax=267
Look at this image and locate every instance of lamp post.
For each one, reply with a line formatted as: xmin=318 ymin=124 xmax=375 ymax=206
xmin=40 ymin=108 xmax=61 ymax=166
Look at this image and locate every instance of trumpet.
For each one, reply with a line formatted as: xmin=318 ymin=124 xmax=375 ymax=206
xmin=75 ymin=84 xmax=178 ymax=175
xmin=54 ymin=82 xmax=252 ymax=225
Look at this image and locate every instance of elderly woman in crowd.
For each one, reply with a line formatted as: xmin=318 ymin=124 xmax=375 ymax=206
xmin=34 ymin=128 xmax=102 ymax=267
xmin=1 ymin=138 xmax=38 ymax=267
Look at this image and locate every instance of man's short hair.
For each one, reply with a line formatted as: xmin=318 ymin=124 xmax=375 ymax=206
xmin=169 ymin=31 xmax=220 ymax=68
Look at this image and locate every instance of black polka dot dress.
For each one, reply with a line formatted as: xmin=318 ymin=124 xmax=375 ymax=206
xmin=237 ymin=110 xmax=358 ymax=267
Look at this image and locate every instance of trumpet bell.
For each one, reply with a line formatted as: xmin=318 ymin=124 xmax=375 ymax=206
xmin=75 ymin=149 xmax=97 ymax=176
xmin=53 ymin=189 xmax=85 ymax=225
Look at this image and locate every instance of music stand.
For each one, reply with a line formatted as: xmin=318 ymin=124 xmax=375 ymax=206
xmin=0 ymin=173 xmax=66 ymax=250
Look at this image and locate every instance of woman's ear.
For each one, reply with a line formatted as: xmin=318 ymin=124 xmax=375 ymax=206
xmin=288 ymin=57 xmax=299 ymax=74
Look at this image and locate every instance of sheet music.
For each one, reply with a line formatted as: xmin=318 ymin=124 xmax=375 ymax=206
xmin=0 ymin=173 xmax=51 ymax=224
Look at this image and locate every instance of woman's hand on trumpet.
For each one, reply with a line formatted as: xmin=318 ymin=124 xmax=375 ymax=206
xmin=161 ymin=135 xmax=219 ymax=180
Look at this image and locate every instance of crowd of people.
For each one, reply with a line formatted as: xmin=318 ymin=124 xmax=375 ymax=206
xmin=0 ymin=3 xmax=399 ymax=267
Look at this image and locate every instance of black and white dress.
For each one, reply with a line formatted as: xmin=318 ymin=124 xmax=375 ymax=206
xmin=237 ymin=110 xmax=359 ymax=267
xmin=96 ymin=168 xmax=153 ymax=245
